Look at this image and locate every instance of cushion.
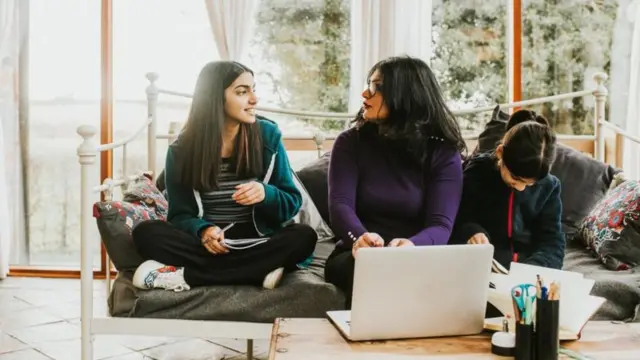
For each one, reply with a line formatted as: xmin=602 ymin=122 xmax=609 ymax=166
xmin=291 ymin=171 xmax=334 ymax=242
xmin=578 ymin=180 xmax=640 ymax=270
xmin=470 ymin=105 xmax=510 ymax=158
xmin=472 ymin=105 xmax=619 ymax=237
xmin=551 ymin=143 xmax=619 ymax=237
xmin=95 ymin=175 xmax=168 ymax=271
xmin=108 ymin=241 xmax=346 ymax=321
xmin=296 ymin=152 xmax=331 ymax=226
xmin=124 ymin=172 xmax=169 ymax=215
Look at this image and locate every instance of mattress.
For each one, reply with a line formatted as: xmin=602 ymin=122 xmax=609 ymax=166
xmin=108 ymin=241 xmax=346 ymax=322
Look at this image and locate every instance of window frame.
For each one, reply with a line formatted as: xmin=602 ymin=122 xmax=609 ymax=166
xmin=9 ymin=0 xmax=525 ymax=278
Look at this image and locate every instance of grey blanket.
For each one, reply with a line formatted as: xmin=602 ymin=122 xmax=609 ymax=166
xmin=108 ymin=242 xmax=346 ymax=322
xmin=563 ymin=240 xmax=640 ymax=322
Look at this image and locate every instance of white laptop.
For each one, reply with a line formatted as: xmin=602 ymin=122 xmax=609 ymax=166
xmin=327 ymin=244 xmax=494 ymax=341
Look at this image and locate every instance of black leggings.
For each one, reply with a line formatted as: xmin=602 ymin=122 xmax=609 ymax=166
xmin=133 ymin=220 xmax=317 ymax=287
xmin=324 ymin=247 xmax=355 ymax=309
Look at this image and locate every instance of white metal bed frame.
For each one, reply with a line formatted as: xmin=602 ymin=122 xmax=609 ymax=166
xmin=76 ymin=72 xmax=640 ymax=359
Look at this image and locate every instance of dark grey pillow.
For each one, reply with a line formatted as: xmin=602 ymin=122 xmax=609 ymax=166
xmin=472 ymin=105 xmax=511 ymax=156
xmin=95 ymin=202 xmax=146 ymax=271
xmin=296 ymin=152 xmax=331 ymax=227
xmin=471 ymin=105 xmax=619 ymax=237
xmin=94 ymin=176 xmax=168 ymax=271
xmin=552 ymin=143 xmax=619 ymax=236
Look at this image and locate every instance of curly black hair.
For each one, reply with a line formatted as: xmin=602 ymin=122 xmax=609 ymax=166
xmin=353 ymin=56 xmax=467 ymax=163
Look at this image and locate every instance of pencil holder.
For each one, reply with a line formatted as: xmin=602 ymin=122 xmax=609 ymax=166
xmin=535 ymin=299 xmax=560 ymax=360
xmin=514 ymin=322 xmax=534 ymax=360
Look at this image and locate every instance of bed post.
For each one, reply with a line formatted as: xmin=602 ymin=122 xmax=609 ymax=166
xmin=313 ymin=131 xmax=326 ymax=159
xmin=247 ymin=339 xmax=253 ymax=359
xmin=593 ymin=72 xmax=608 ymax=162
xmin=77 ymin=125 xmax=98 ymax=360
xmin=146 ymin=72 xmax=159 ymax=178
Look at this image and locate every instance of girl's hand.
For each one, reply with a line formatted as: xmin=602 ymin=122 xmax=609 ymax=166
xmin=201 ymin=226 xmax=229 ymax=255
xmin=467 ymin=233 xmax=490 ymax=245
xmin=232 ymin=181 xmax=266 ymax=205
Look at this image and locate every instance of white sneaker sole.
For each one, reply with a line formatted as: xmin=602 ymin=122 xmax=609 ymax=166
xmin=132 ymin=260 xmax=166 ymax=289
xmin=263 ymin=267 xmax=284 ymax=289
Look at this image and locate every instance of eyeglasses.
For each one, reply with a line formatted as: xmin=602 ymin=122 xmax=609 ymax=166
xmin=366 ymin=81 xmax=382 ymax=96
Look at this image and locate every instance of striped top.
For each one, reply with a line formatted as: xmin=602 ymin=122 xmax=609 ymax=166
xmin=200 ymin=158 xmax=256 ymax=225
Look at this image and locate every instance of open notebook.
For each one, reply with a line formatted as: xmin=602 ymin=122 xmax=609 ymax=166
xmin=484 ymin=262 xmax=606 ymax=340
xmin=491 ymin=259 xmax=509 ymax=274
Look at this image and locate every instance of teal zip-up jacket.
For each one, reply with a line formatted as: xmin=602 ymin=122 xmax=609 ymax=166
xmin=164 ymin=118 xmax=302 ymax=239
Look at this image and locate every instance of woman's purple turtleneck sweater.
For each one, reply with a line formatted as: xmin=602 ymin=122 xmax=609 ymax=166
xmin=328 ymin=127 xmax=463 ymax=249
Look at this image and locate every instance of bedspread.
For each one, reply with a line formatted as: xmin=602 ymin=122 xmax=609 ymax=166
xmin=108 ymin=241 xmax=345 ymax=322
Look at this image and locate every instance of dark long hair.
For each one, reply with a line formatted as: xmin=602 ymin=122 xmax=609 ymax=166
xmin=174 ymin=61 xmax=263 ymax=191
xmin=501 ymin=109 xmax=556 ymax=180
xmin=354 ymin=56 xmax=466 ymax=163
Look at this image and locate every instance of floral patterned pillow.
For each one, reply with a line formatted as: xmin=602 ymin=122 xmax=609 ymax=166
xmin=94 ymin=174 xmax=168 ymax=271
xmin=578 ymin=180 xmax=640 ymax=271
xmin=122 ymin=173 xmax=169 ymax=217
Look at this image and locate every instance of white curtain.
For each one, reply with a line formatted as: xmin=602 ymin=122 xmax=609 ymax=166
xmin=204 ymin=0 xmax=259 ymax=61
xmin=610 ymin=0 xmax=633 ymax=128
xmin=0 ymin=0 xmax=19 ymax=279
xmin=348 ymin=0 xmax=432 ymax=111
xmin=623 ymin=0 xmax=640 ymax=180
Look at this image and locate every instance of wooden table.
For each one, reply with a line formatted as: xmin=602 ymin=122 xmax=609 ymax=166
xmin=268 ymin=318 xmax=640 ymax=359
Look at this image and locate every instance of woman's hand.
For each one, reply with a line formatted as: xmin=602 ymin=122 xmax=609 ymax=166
xmin=467 ymin=232 xmax=490 ymax=245
xmin=352 ymin=232 xmax=384 ymax=258
xmin=388 ymin=238 xmax=415 ymax=247
xmin=232 ymin=181 xmax=266 ymax=205
xmin=201 ymin=226 xmax=229 ymax=255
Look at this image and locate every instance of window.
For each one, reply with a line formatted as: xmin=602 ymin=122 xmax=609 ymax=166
xmin=15 ymin=0 xmax=622 ymax=273
xmin=431 ymin=0 xmax=508 ymax=133
xmin=112 ymin=0 xmax=217 ymax=180
xmin=249 ymin=0 xmax=351 ymax=169
xmin=521 ymin=0 xmax=618 ymax=135
xmin=24 ymin=0 xmax=101 ymax=268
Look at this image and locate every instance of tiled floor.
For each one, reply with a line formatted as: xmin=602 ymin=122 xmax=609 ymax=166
xmin=0 ymin=277 xmax=268 ymax=360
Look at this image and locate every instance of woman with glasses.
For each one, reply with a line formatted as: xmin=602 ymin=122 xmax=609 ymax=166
xmin=324 ymin=56 xmax=466 ymax=307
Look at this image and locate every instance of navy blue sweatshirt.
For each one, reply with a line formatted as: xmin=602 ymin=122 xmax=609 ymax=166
xmin=450 ymin=153 xmax=565 ymax=269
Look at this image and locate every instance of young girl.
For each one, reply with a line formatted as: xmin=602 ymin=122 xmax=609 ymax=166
xmin=325 ymin=56 xmax=466 ymax=307
xmin=451 ymin=109 xmax=565 ymax=270
xmin=131 ymin=61 xmax=317 ymax=291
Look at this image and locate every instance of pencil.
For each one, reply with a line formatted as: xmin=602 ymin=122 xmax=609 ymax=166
xmin=549 ymin=282 xmax=560 ymax=300
xmin=221 ymin=223 xmax=235 ymax=233
xmin=512 ymin=297 xmax=521 ymax=323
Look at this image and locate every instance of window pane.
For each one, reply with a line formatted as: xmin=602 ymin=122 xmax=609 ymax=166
xmin=112 ymin=0 xmax=216 ymax=183
xmin=431 ymin=0 xmax=508 ymax=133
xmin=249 ymin=0 xmax=351 ymax=138
xmin=26 ymin=0 xmax=101 ymax=268
xmin=522 ymin=0 xmax=618 ymax=135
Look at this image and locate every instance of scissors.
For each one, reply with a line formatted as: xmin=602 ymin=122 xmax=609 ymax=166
xmin=511 ymin=284 xmax=536 ymax=322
